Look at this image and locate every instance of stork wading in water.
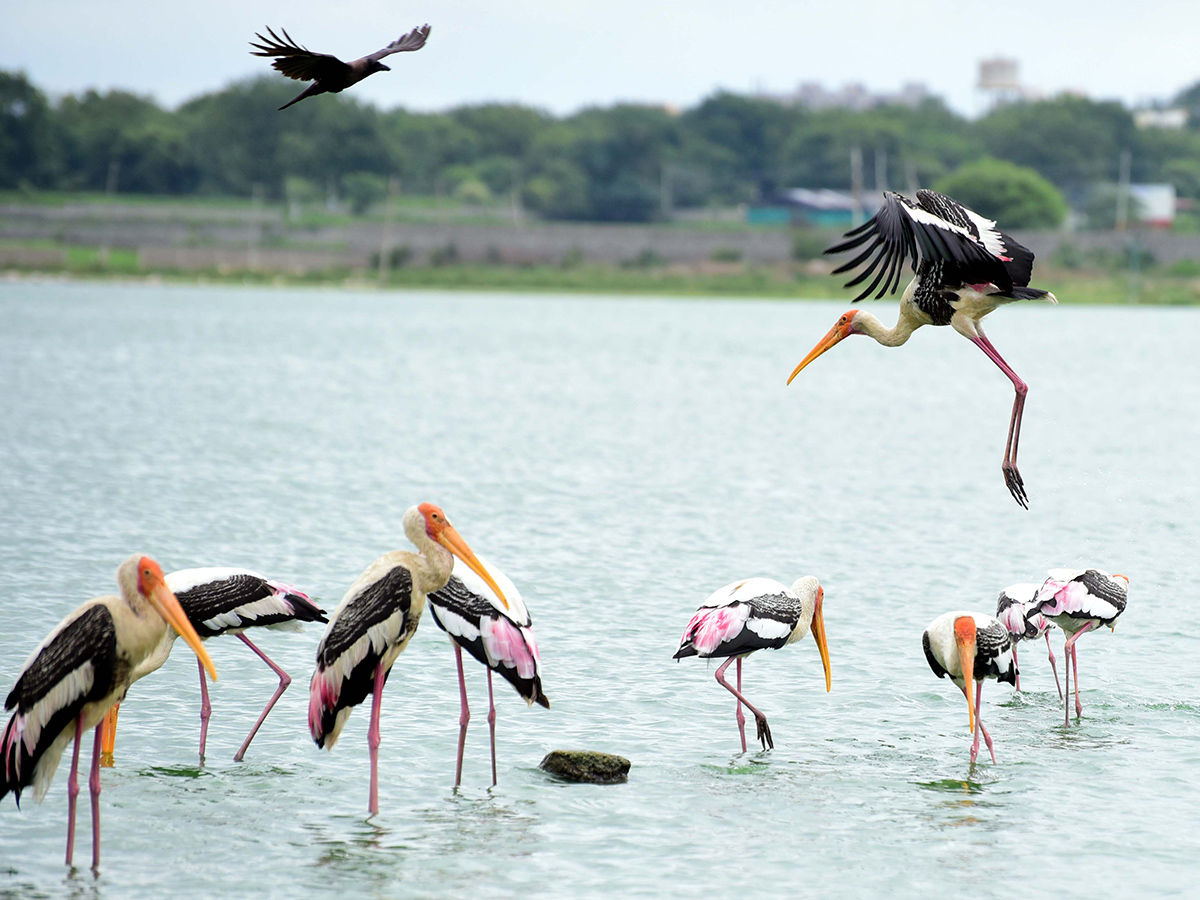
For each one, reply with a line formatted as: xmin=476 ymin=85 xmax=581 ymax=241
xmin=996 ymin=582 xmax=1062 ymax=698
xmin=673 ymin=577 xmax=831 ymax=752
xmin=428 ymin=557 xmax=548 ymax=787
xmin=309 ymin=504 xmax=507 ymax=814
xmin=1 ymin=556 xmax=217 ymax=869
xmin=923 ymin=612 xmax=1015 ymax=764
xmin=100 ymin=568 xmax=326 ymax=765
xmin=1028 ymin=569 xmax=1128 ymax=726
xmin=788 ymin=190 xmax=1057 ymax=508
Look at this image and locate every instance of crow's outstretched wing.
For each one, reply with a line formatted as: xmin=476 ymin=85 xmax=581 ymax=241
xmin=366 ymin=24 xmax=432 ymax=62
xmin=250 ymin=27 xmax=351 ymax=83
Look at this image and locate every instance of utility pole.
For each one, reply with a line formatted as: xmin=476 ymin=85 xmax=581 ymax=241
xmin=1116 ymin=148 xmax=1132 ymax=232
xmin=905 ymin=161 xmax=920 ymax=197
xmin=874 ymin=148 xmax=888 ymax=195
xmin=510 ymin=161 xmax=523 ymax=226
xmin=850 ymin=146 xmax=864 ymax=227
xmin=248 ymin=182 xmax=263 ymax=272
xmin=378 ymin=176 xmax=399 ymax=285
xmin=660 ymin=162 xmax=674 ymax=221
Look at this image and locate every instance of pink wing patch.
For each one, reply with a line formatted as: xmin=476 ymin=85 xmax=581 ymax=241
xmin=482 ymin=617 xmax=539 ymax=680
xmin=1036 ymin=579 xmax=1089 ymax=616
xmin=681 ymin=604 xmax=750 ymax=656
xmin=996 ymin=603 xmax=1026 ymax=637
xmin=268 ymin=580 xmax=310 ymax=603
xmin=308 ymin=669 xmax=340 ymax=741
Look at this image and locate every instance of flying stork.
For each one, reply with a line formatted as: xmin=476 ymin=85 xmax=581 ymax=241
xmin=428 ymin=556 xmax=548 ymax=787
xmin=101 ymin=567 xmax=326 ymax=764
xmin=1 ymin=556 xmax=217 ymax=868
xmin=308 ymin=503 xmax=507 ymax=814
xmin=923 ymin=611 xmax=1016 ymax=764
xmin=995 ymin=582 xmax=1062 ymax=698
xmin=673 ymin=577 xmax=831 ymax=752
xmin=788 ymin=190 xmax=1057 ymax=508
xmin=1028 ymin=568 xmax=1128 ymax=726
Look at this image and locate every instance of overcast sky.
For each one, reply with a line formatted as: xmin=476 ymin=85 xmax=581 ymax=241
xmin=2 ymin=0 xmax=1198 ymax=115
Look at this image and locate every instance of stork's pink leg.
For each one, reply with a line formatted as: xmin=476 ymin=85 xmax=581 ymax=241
xmin=197 ymin=657 xmax=211 ymax=762
xmin=735 ymin=657 xmax=747 ymax=753
xmin=714 ymin=658 xmax=772 ymax=750
xmin=1012 ymin=644 xmax=1021 ymax=692
xmin=969 ymin=333 xmax=1029 ymax=508
xmin=88 ymin=723 xmax=103 ymax=869
xmin=1061 ymin=634 xmax=1071 ymax=726
xmin=233 ymin=633 xmax=292 ymax=762
xmin=453 ymin=645 xmax=469 ymax=788
xmin=368 ymin=660 xmax=385 ymax=815
xmin=64 ymin=714 xmax=83 ymax=866
xmin=1063 ymin=623 xmax=1095 ymax=722
xmin=1046 ymin=632 xmax=1063 ymax=700
xmin=975 ymin=680 xmax=996 ymax=764
xmin=486 ymin=668 xmax=497 ymax=787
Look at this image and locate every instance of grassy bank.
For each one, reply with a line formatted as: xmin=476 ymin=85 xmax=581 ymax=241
xmin=2 ymin=239 xmax=1198 ymax=304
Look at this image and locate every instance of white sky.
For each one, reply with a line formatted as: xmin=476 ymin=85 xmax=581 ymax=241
xmin=2 ymin=0 xmax=1198 ymax=115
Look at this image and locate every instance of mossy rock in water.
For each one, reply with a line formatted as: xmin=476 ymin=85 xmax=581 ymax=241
xmin=539 ymin=750 xmax=630 ymax=784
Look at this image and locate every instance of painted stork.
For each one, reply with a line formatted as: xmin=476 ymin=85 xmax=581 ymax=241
xmin=309 ymin=503 xmax=507 ymax=814
xmin=788 ymin=190 xmax=1056 ymax=508
xmin=1 ymin=556 xmax=217 ymax=868
xmin=922 ymin=612 xmax=1015 ymax=764
xmin=672 ymin=577 xmax=831 ymax=752
xmin=995 ymin=582 xmax=1062 ymax=698
xmin=428 ymin=556 xmax=548 ymax=787
xmin=101 ymin=567 xmax=326 ymax=764
xmin=1028 ymin=569 xmax=1128 ymax=726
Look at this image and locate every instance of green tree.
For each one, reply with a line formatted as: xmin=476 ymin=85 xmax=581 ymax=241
xmin=681 ymin=92 xmax=800 ymax=199
xmin=58 ymin=89 xmax=198 ymax=193
xmin=0 ymin=71 xmax=64 ymax=188
xmin=933 ymin=158 xmax=1068 ymax=228
xmin=977 ymin=96 xmax=1136 ymax=194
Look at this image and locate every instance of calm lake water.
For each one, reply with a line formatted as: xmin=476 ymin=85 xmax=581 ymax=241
xmin=1 ymin=281 xmax=1198 ymax=899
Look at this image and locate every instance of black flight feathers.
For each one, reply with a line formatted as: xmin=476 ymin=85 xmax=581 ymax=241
xmin=825 ymin=190 xmax=1036 ymax=302
xmin=250 ymin=24 xmax=431 ymax=110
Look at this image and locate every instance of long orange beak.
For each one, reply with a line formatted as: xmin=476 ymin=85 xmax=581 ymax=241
xmin=787 ymin=322 xmax=850 ymax=385
xmin=437 ymin=525 xmax=509 ymax=609
xmin=955 ymin=627 xmax=976 ymax=734
xmin=811 ymin=590 xmax=831 ymax=692
xmin=147 ymin=581 xmax=218 ymax=681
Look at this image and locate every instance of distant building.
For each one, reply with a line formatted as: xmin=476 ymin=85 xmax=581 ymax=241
xmin=755 ymin=81 xmax=932 ymax=111
xmin=1130 ymin=184 xmax=1176 ymax=227
xmin=977 ymin=58 xmax=1040 ymax=108
xmin=1134 ymin=108 xmax=1188 ymax=129
xmin=748 ymin=188 xmax=861 ymax=228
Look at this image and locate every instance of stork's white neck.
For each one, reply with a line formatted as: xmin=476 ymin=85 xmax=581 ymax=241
xmin=402 ymin=507 xmax=456 ymax=593
xmin=852 ymin=308 xmax=920 ymax=348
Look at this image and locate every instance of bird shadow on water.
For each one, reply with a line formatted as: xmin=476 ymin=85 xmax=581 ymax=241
xmin=138 ymin=765 xmax=210 ymax=779
xmin=305 ymin=816 xmax=402 ymax=875
xmin=700 ymin=750 xmax=776 ymax=777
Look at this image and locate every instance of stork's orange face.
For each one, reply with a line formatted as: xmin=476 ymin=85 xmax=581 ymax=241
xmin=787 ymin=310 xmax=860 ymax=385
xmin=136 ymin=556 xmax=217 ymax=681
xmin=418 ymin=503 xmax=509 ymax=610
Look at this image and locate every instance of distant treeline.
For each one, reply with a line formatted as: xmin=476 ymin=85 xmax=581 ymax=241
xmin=4 ymin=69 xmax=1200 ymax=226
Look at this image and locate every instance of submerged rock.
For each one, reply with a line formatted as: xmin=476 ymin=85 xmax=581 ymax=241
xmin=539 ymin=750 xmax=630 ymax=784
